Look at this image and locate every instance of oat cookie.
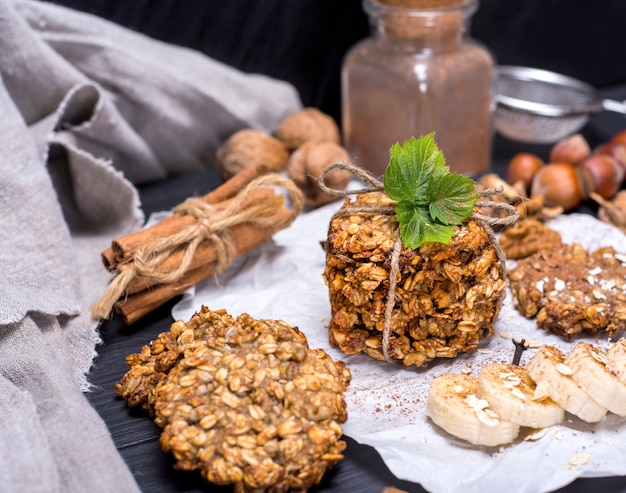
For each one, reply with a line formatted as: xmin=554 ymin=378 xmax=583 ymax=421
xmin=509 ymin=243 xmax=626 ymax=337
xmin=323 ymin=192 xmax=506 ymax=367
xmin=150 ymin=307 xmax=351 ymax=493
xmin=114 ymin=307 xmax=235 ymax=415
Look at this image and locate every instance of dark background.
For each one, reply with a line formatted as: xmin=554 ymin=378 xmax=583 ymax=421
xmin=45 ymin=0 xmax=626 ymax=130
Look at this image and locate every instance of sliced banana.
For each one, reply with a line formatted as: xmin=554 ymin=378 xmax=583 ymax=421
xmin=427 ymin=373 xmax=520 ymax=447
xmin=565 ymin=341 xmax=626 ymax=416
xmin=477 ymin=363 xmax=564 ymax=428
xmin=607 ymin=338 xmax=626 ymax=384
xmin=526 ymin=345 xmax=607 ymax=423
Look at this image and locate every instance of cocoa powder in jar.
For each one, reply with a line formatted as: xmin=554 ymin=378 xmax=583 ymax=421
xmin=342 ymin=0 xmax=494 ymax=176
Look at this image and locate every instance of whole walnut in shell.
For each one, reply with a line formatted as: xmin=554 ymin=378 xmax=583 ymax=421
xmin=275 ymin=107 xmax=341 ymax=151
xmin=287 ymin=141 xmax=352 ymax=207
xmin=216 ymin=128 xmax=289 ymax=181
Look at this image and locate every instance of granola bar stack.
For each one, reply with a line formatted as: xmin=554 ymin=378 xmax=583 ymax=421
xmin=323 ymin=192 xmax=506 ymax=367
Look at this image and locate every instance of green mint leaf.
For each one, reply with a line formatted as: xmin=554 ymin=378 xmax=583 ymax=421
xmin=383 ymin=133 xmax=446 ymax=203
xmin=427 ymin=173 xmax=479 ymax=225
xmin=396 ymin=201 xmax=457 ymax=248
xmin=383 ymin=134 xmax=478 ymax=248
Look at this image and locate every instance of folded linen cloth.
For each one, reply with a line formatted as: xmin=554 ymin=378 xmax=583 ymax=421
xmin=0 ymin=1 xmax=301 ymax=491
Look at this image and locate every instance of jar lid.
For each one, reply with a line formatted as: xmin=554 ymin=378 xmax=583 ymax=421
xmin=365 ymin=0 xmax=477 ymax=38
xmin=377 ymin=0 xmax=472 ymax=8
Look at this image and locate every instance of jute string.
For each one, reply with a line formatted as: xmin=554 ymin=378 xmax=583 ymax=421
xmin=319 ymin=161 xmax=519 ymax=362
xmin=92 ymin=173 xmax=303 ymax=319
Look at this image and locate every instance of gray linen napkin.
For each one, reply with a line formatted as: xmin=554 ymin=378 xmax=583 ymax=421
xmin=0 ymin=0 xmax=301 ymax=491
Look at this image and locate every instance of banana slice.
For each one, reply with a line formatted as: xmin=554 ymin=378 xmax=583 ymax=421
xmin=477 ymin=364 xmax=564 ymax=428
xmin=607 ymin=338 xmax=626 ymax=384
xmin=526 ymin=345 xmax=607 ymax=423
xmin=427 ymin=373 xmax=520 ymax=447
xmin=565 ymin=341 xmax=626 ymax=416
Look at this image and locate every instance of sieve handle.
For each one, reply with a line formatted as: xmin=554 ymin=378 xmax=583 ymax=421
xmin=602 ymin=99 xmax=626 ymax=115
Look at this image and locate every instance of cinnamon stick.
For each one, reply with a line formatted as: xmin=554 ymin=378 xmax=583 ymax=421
xmin=122 ymin=189 xmax=282 ymax=295
xmin=101 ymin=248 xmax=116 ymax=270
xmin=114 ymin=206 xmax=292 ymax=324
xmin=114 ymin=265 xmax=208 ymax=325
xmin=93 ymin=172 xmax=303 ymax=323
xmin=102 ymin=164 xmax=262 ymax=267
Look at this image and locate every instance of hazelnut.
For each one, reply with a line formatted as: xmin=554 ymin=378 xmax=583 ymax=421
xmin=506 ymin=152 xmax=544 ymax=192
xmin=610 ymin=128 xmax=626 ymax=147
xmin=576 ymin=154 xmax=624 ymax=199
xmin=286 ymin=141 xmax=352 ymax=207
xmin=595 ymin=142 xmax=626 ymax=182
xmin=274 ymin=107 xmax=341 ymax=151
xmin=215 ymin=129 xmax=289 ymax=181
xmin=548 ymin=133 xmax=590 ymax=164
xmin=530 ymin=162 xmax=593 ymax=211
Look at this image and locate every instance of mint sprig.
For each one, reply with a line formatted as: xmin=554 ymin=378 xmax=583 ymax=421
xmin=383 ymin=133 xmax=478 ymax=249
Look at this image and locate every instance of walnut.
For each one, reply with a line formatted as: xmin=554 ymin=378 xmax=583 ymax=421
xmin=475 ymin=173 xmax=564 ymax=223
xmin=515 ymin=195 xmax=564 ymax=222
xmin=498 ymin=218 xmax=562 ymax=260
xmin=274 ymin=107 xmax=341 ymax=152
xmin=286 ymin=141 xmax=352 ymax=208
xmin=592 ymin=190 xmax=626 ymax=234
xmin=216 ymin=129 xmax=289 ymax=181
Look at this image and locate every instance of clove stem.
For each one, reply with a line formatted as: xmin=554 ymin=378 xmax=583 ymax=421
xmin=512 ymin=338 xmax=527 ymax=365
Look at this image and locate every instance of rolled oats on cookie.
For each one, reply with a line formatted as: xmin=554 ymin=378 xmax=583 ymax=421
xmin=116 ymin=306 xmax=351 ymax=492
xmin=509 ymin=243 xmax=626 ymax=337
xmin=323 ymin=191 xmax=506 ymax=367
xmin=114 ymin=307 xmax=235 ymax=415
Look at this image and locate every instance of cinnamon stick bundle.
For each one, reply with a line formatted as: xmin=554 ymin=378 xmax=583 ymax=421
xmin=101 ymin=164 xmax=262 ymax=269
xmin=93 ymin=167 xmax=303 ymax=324
xmin=121 ymin=188 xmax=277 ymax=295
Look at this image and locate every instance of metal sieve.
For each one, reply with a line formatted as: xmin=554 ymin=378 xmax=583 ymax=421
xmin=493 ymin=65 xmax=626 ymax=144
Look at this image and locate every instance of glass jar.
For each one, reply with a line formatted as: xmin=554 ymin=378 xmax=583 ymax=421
xmin=342 ymin=0 xmax=495 ymax=176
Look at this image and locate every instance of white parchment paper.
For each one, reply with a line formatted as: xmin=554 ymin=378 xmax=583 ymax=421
xmin=171 ymin=202 xmax=626 ymax=493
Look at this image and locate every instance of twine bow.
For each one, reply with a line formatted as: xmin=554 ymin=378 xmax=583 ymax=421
xmin=318 ymin=161 xmax=520 ymax=362
xmin=92 ymin=173 xmax=303 ymax=319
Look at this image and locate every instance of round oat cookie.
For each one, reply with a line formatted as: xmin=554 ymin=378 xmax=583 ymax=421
xmin=509 ymin=243 xmax=626 ymax=337
xmin=153 ymin=308 xmax=351 ymax=493
xmin=114 ymin=307 xmax=236 ymax=415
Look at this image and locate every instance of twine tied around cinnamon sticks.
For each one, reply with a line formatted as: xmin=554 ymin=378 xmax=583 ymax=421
xmin=92 ymin=170 xmax=303 ymax=323
xmin=318 ymin=160 xmax=520 ymax=362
